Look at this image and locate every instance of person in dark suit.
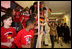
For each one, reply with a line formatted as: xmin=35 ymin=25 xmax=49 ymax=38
xmin=63 ymin=23 xmax=70 ymax=43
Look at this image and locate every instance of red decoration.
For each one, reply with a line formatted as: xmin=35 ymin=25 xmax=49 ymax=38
xmin=48 ymin=8 xmax=51 ymax=12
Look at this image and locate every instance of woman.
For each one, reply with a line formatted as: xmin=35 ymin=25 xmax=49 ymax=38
xmin=1 ymin=14 xmax=17 ymax=48
xmin=40 ymin=7 xmax=48 ymax=46
xmin=48 ymin=22 xmax=58 ymax=48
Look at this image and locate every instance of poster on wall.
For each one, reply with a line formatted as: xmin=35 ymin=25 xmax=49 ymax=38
xmin=1 ymin=1 xmax=11 ymax=13
xmin=1 ymin=1 xmax=10 ymax=9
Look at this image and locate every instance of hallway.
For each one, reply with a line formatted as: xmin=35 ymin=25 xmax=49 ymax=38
xmin=42 ymin=41 xmax=71 ymax=48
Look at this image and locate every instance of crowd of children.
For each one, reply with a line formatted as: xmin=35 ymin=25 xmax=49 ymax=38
xmin=1 ymin=2 xmax=38 ymax=48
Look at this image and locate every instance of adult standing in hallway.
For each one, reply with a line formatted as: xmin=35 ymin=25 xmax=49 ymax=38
xmin=63 ymin=23 xmax=70 ymax=43
xmin=42 ymin=7 xmax=49 ymax=46
xmin=48 ymin=22 xmax=58 ymax=48
xmin=29 ymin=2 xmax=37 ymax=16
xmin=40 ymin=7 xmax=49 ymax=46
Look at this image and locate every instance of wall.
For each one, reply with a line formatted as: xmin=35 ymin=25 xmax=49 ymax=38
xmin=63 ymin=12 xmax=71 ymax=28
xmin=1 ymin=12 xmax=6 ymax=17
xmin=15 ymin=1 xmax=36 ymax=8
xmin=1 ymin=1 xmax=10 ymax=17
xmin=63 ymin=12 xmax=71 ymax=37
xmin=1 ymin=1 xmax=10 ymax=8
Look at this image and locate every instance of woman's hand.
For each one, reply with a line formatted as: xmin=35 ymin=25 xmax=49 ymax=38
xmin=6 ymin=42 xmax=12 ymax=48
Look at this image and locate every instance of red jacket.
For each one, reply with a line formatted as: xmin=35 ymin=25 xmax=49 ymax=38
xmin=1 ymin=27 xmax=17 ymax=48
xmin=14 ymin=28 xmax=34 ymax=48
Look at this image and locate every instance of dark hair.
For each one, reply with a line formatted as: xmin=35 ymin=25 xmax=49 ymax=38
xmin=30 ymin=13 xmax=36 ymax=18
xmin=43 ymin=7 xmax=47 ymax=10
xmin=40 ymin=2 xmax=42 ymax=4
xmin=33 ymin=2 xmax=37 ymax=5
xmin=16 ymin=6 xmax=20 ymax=11
xmin=51 ymin=22 xmax=56 ymax=26
xmin=26 ymin=19 xmax=33 ymax=26
xmin=26 ymin=18 xmax=36 ymax=26
xmin=1 ymin=14 xmax=13 ymax=23
xmin=6 ymin=8 xmax=13 ymax=15
xmin=30 ymin=17 xmax=36 ymax=23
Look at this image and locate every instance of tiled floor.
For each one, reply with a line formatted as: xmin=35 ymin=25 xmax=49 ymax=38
xmin=42 ymin=41 xmax=71 ymax=48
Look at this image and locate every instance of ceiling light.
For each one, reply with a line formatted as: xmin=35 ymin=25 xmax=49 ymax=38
xmin=51 ymin=13 xmax=63 ymax=15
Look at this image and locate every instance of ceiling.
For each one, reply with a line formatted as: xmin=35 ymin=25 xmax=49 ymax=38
xmin=44 ymin=1 xmax=71 ymax=14
xmin=15 ymin=1 xmax=71 ymax=14
xmin=15 ymin=1 xmax=71 ymax=18
xmin=15 ymin=1 xmax=36 ymax=8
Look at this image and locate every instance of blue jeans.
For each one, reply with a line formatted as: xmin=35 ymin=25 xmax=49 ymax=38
xmin=40 ymin=25 xmax=46 ymax=34
xmin=34 ymin=38 xmax=37 ymax=48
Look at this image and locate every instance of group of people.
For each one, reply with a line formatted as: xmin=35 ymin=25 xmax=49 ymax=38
xmin=47 ymin=22 xmax=71 ymax=48
xmin=1 ymin=1 xmax=71 ymax=48
xmin=37 ymin=4 xmax=71 ymax=48
xmin=57 ymin=23 xmax=70 ymax=44
xmin=1 ymin=2 xmax=38 ymax=48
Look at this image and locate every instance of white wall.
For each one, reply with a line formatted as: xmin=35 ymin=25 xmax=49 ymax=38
xmin=15 ymin=1 xmax=36 ymax=8
xmin=63 ymin=12 xmax=71 ymax=28
xmin=63 ymin=12 xmax=71 ymax=37
xmin=1 ymin=12 xmax=6 ymax=17
xmin=1 ymin=1 xmax=10 ymax=8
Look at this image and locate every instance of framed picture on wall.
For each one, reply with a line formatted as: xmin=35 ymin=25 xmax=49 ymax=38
xmin=1 ymin=1 xmax=11 ymax=13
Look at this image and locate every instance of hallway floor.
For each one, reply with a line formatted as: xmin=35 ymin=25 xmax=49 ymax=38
xmin=41 ymin=23 xmax=71 ymax=48
xmin=42 ymin=41 xmax=71 ymax=48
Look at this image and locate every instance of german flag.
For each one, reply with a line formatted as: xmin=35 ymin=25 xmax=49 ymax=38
xmin=40 ymin=18 xmax=44 ymax=22
xmin=48 ymin=8 xmax=52 ymax=12
xmin=7 ymin=35 xmax=12 ymax=39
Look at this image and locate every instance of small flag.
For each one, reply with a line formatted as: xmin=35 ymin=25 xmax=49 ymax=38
xmin=48 ymin=8 xmax=52 ymax=12
xmin=7 ymin=33 xmax=12 ymax=39
xmin=40 ymin=18 xmax=44 ymax=22
xmin=8 ymin=35 xmax=12 ymax=39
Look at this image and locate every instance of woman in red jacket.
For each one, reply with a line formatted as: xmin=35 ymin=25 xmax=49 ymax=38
xmin=1 ymin=14 xmax=17 ymax=48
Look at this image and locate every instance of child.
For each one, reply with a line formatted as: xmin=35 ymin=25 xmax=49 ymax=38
xmin=14 ymin=6 xmax=21 ymax=24
xmin=1 ymin=14 xmax=17 ymax=48
xmin=6 ymin=8 xmax=21 ymax=32
xmin=19 ymin=13 xmax=30 ymax=29
xmin=14 ymin=18 xmax=36 ymax=48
